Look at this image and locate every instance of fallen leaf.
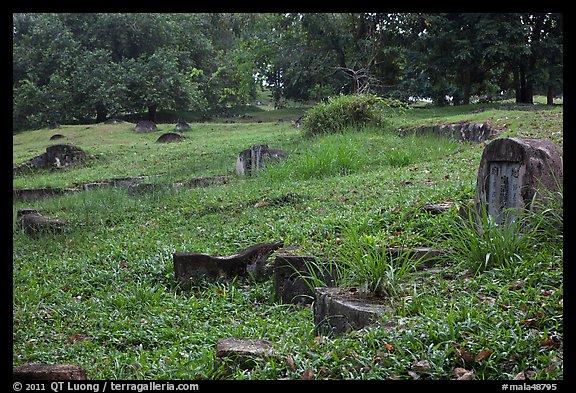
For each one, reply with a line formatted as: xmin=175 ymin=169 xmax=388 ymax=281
xmin=254 ymin=201 xmax=270 ymax=208
xmin=285 ymin=354 xmax=296 ymax=371
xmin=301 ymin=368 xmax=314 ymax=380
xmin=407 ymin=370 xmax=419 ymax=379
xmin=383 ymin=341 xmax=395 ymax=351
xmin=413 ymin=360 xmax=431 ymax=372
xmin=455 ymin=345 xmax=474 ymax=365
xmin=475 ymin=349 xmax=494 ymax=362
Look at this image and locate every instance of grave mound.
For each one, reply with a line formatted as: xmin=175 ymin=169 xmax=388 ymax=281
xmin=13 ymin=144 xmax=86 ymax=175
xmin=134 ymin=120 xmax=157 ymax=132
xmin=156 ymin=132 xmax=185 ymax=143
xmin=175 ymin=121 xmax=191 ymax=131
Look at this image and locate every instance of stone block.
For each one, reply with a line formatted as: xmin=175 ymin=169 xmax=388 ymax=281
xmin=314 ymin=287 xmax=394 ymax=336
xmin=235 ymin=144 xmax=287 ymax=176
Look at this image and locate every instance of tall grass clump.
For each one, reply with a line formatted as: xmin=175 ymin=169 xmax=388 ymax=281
xmin=335 ymin=219 xmax=423 ymax=299
xmin=259 ymin=133 xmax=368 ymax=181
xmin=302 ymin=93 xmax=403 ymax=137
xmin=440 ymin=203 xmax=550 ymax=275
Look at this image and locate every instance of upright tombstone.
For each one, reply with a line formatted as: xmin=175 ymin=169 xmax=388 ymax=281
xmin=235 ymin=144 xmax=287 ymax=176
xmin=475 ymin=138 xmax=563 ymax=224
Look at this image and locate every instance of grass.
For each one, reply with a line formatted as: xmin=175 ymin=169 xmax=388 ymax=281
xmin=12 ymin=99 xmax=563 ymax=380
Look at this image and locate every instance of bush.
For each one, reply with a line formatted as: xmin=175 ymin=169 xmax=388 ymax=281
xmin=302 ymin=93 xmax=400 ymax=137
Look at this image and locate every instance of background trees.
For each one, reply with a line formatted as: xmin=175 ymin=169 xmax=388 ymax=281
xmin=13 ymin=12 xmax=562 ymax=131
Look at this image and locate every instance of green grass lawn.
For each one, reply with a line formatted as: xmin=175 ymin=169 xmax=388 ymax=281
xmin=12 ymin=101 xmax=563 ymax=380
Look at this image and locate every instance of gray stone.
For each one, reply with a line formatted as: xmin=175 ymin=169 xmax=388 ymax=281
xmin=474 ymin=138 xmax=563 ymax=224
xmin=13 ymin=364 xmax=86 ymax=380
xmin=173 ymin=242 xmax=284 ymax=289
xmin=235 ymin=144 xmax=287 ymax=176
xmin=314 ymin=287 xmax=394 ymax=336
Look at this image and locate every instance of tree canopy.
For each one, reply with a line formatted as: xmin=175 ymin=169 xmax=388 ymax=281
xmin=13 ymin=12 xmax=562 ymax=131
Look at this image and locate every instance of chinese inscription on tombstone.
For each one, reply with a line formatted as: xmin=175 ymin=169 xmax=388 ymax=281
xmin=475 ymin=138 xmax=562 ymax=224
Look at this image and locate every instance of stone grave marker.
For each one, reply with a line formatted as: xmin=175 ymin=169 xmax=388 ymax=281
xmin=134 ymin=120 xmax=157 ymax=132
xmin=475 ymin=138 xmax=563 ymax=224
xmin=235 ymin=144 xmax=287 ymax=176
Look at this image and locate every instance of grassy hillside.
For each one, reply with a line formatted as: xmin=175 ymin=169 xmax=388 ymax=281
xmin=12 ymin=101 xmax=563 ymax=380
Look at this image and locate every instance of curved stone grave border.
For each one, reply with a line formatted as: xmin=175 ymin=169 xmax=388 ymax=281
xmin=13 ymin=175 xmax=231 ymax=202
xmin=173 ymin=242 xmax=284 ymax=290
xmin=156 ymin=132 xmax=186 ymax=143
xmin=398 ymin=122 xmax=500 ymax=144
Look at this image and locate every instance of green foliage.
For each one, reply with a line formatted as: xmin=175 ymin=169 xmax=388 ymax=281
xmin=302 ymin=93 xmax=401 ymax=137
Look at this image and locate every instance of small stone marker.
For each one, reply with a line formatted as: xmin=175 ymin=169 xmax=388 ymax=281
xmin=13 ymin=364 xmax=87 ymax=380
xmin=215 ymin=338 xmax=282 ymax=370
xmin=235 ymin=144 xmax=287 ymax=176
xmin=13 ymin=144 xmax=86 ymax=175
xmin=475 ymin=138 xmax=563 ymax=224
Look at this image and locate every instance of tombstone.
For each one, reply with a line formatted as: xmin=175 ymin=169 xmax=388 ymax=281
xmin=475 ymin=138 xmax=563 ymax=224
xmin=156 ymin=132 xmax=185 ymax=143
xmin=49 ymin=134 xmax=65 ymax=140
xmin=134 ymin=120 xmax=157 ymax=132
xmin=13 ymin=364 xmax=87 ymax=380
xmin=235 ymin=144 xmax=287 ymax=176
xmin=175 ymin=121 xmax=191 ymax=131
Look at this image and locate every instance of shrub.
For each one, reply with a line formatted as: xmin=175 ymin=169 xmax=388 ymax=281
xmin=302 ymin=93 xmax=400 ymax=137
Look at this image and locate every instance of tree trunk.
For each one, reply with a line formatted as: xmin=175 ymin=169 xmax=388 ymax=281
xmin=147 ymin=105 xmax=157 ymax=123
xmin=547 ymin=85 xmax=554 ymax=105
xmin=462 ymin=69 xmax=471 ymax=105
xmin=95 ymin=102 xmax=108 ymax=123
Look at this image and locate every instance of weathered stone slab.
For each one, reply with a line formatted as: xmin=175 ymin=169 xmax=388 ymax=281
xmin=215 ymin=338 xmax=283 ymax=371
xmin=314 ymin=287 xmax=394 ymax=336
xmin=235 ymin=144 xmax=287 ymax=176
xmin=475 ymin=138 xmax=563 ymax=224
xmin=174 ymin=242 xmax=284 ymax=289
xmin=13 ymin=364 xmax=87 ymax=380
xmin=273 ymin=254 xmax=336 ymax=305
